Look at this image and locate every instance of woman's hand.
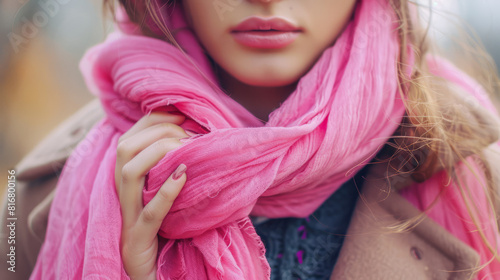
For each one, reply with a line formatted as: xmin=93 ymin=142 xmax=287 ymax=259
xmin=115 ymin=112 xmax=189 ymax=280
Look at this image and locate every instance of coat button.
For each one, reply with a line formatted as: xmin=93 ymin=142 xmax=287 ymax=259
xmin=410 ymin=246 xmax=422 ymax=260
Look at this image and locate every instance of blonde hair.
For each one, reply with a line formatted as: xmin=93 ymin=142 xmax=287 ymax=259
xmin=386 ymin=0 xmax=500 ymax=270
xmin=105 ymin=0 xmax=500 ymax=267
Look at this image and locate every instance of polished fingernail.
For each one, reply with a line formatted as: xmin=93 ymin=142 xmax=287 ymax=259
xmin=172 ymin=164 xmax=187 ymax=180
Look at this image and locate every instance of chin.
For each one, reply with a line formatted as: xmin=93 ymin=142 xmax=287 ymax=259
xmin=231 ymin=67 xmax=304 ymax=88
xmin=241 ymin=77 xmax=298 ymax=87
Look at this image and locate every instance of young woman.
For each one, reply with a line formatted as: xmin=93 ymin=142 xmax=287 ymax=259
xmin=12 ymin=0 xmax=500 ymax=279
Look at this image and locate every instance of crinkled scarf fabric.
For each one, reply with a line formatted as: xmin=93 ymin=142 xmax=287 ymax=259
xmin=31 ymin=0 xmax=500 ymax=279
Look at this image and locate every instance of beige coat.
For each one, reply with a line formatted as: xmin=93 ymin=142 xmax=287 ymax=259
xmin=1 ymin=98 xmax=497 ymax=280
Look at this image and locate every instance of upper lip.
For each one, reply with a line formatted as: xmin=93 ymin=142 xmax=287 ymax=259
xmin=231 ymin=16 xmax=302 ymax=32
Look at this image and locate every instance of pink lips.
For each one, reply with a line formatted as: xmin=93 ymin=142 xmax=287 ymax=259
xmin=230 ymin=17 xmax=302 ymax=49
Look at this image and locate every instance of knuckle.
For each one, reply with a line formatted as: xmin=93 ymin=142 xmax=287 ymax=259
xmin=157 ymin=186 xmax=177 ymax=204
xmin=158 ymin=122 xmax=184 ymax=135
xmin=121 ymin=163 xmax=137 ymax=183
xmin=121 ymin=244 xmax=131 ymax=259
xmin=116 ymin=140 xmax=134 ymax=159
xmin=151 ymin=139 xmax=168 ymax=152
xmin=121 ymin=243 xmax=138 ymax=262
xmin=169 ymin=137 xmax=183 ymax=145
xmin=118 ymin=134 xmax=126 ymax=143
xmin=159 ymin=122 xmax=176 ymax=130
xmin=142 ymin=115 xmax=157 ymax=128
xmin=154 ymin=138 xmax=181 ymax=153
xmin=142 ymin=204 xmax=158 ymax=223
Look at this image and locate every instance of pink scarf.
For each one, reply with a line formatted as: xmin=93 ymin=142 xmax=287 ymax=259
xmin=31 ymin=0 xmax=500 ymax=279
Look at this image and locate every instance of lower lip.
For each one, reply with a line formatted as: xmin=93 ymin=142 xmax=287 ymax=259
xmin=231 ymin=31 xmax=300 ymax=49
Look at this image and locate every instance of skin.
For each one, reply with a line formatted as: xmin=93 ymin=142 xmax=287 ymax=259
xmin=116 ymin=113 xmax=188 ymax=280
xmin=184 ymin=0 xmax=357 ymax=121
xmin=116 ymin=0 xmax=357 ymax=278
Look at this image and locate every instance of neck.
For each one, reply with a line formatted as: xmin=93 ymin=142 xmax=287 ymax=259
xmin=216 ymin=66 xmax=298 ymax=123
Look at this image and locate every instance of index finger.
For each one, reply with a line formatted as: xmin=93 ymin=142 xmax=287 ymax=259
xmin=120 ymin=111 xmax=186 ymax=142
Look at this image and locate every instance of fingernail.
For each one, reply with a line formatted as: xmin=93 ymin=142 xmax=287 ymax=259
xmin=172 ymin=164 xmax=187 ymax=180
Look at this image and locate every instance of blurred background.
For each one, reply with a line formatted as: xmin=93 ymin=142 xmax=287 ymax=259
xmin=1 ymin=0 xmax=500 ymax=194
xmin=1 ymin=0 xmax=111 ymax=189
